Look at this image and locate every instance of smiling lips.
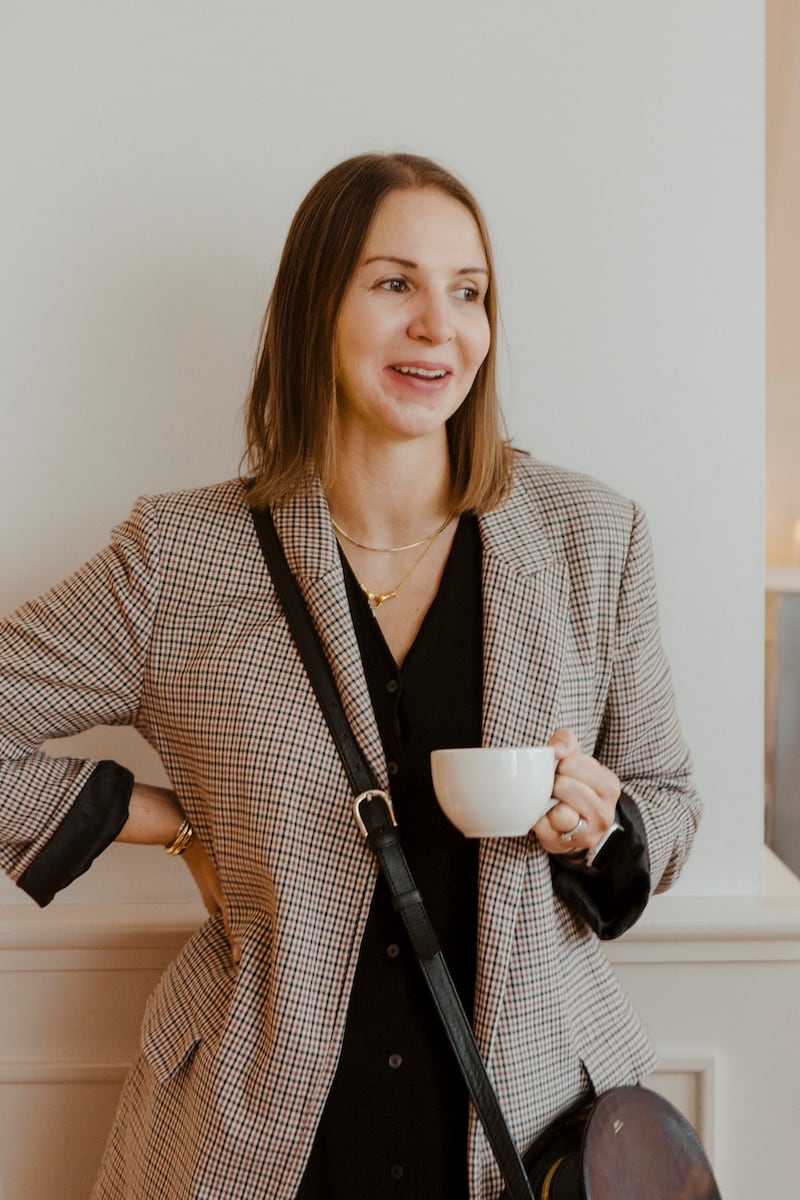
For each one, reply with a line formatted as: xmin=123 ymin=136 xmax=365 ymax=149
xmin=390 ymin=363 xmax=451 ymax=380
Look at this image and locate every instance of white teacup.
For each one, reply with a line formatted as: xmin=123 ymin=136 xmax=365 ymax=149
xmin=430 ymin=746 xmax=556 ymax=838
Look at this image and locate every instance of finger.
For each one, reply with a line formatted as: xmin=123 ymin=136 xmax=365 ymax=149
xmin=180 ymin=841 xmax=239 ymax=964
xmin=552 ymin=777 xmax=619 ymax=840
xmin=536 ymin=784 xmax=599 ymax=854
xmin=537 ymin=802 xmax=593 ymax=854
xmin=536 ymin=777 xmax=617 ymax=856
xmin=548 ymin=728 xmax=580 ymax=762
xmin=551 ymin=778 xmax=614 ymax=830
xmin=554 ymin=753 xmax=621 ymax=805
xmin=544 ymin=800 xmax=583 ymax=835
xmin=533 ymin=809 xmax=589 ymax=857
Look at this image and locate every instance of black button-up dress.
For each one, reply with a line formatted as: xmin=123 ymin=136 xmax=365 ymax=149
xmin=298 ymin=516 xmax=483 ymax=1199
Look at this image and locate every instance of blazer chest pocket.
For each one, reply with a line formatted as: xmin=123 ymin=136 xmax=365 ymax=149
xmin=141 ymin=913 xmax=236 ymax=1085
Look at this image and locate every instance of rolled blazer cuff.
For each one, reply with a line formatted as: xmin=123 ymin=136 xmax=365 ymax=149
xmin=18 ymin=760 xmax=133 ymax=907
xmin=550 ymin=792 xmax=651 ymax=940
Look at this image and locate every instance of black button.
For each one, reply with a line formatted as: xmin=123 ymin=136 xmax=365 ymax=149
xmin=387 ymin=761 xmax=399 ymax=776
xmin=386 ymin=943 xmax=400 ymax=958
xmin=390 ymin=1165 xmax=404 ymax=1180
xmin=386 ymin=679 xmax=399 ymax=693
xmin=388 ymin=1053 xmax=403 ymax=1069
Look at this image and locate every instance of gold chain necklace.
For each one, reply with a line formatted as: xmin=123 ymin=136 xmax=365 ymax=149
xmin=338 ymin=518 xmax=453 ymax=610
xmin=357 ymin=535 xmax=441 ymax=609
xmin=330 ymin=512 xmax=453 ymax=554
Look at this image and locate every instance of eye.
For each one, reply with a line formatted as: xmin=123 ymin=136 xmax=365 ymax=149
xmin=454 ymin=284 xmax=482 ymax=302
xmin=377 ymin=277 xmax=409 ymax=294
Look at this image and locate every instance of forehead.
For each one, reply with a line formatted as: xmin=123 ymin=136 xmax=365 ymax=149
xmin=360 ymin=187 xmax=488 ymax=268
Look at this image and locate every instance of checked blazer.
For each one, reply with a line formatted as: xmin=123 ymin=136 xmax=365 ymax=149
xmin=0 ymin=454 xmax=700 ymax=1199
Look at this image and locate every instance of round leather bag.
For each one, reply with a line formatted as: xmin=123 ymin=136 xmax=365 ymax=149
xmin=527 ymin=1086 xmax=722 ymax=1200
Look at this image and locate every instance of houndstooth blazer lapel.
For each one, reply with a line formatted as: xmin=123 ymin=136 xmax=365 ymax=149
xmin=271 ymin=481 xmax=389 ymax=793
xmin=473 ymin=471 xmax=570 ymax=1061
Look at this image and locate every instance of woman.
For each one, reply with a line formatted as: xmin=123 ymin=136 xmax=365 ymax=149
xmin=0 ymin=153 xmax=700 ymax=1199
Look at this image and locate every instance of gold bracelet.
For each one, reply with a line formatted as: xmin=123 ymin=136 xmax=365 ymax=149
xmin=164 ymin=818 xmax=194 ymax=856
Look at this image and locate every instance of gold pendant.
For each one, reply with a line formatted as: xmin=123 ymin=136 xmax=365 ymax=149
xmin=363 ymin=587 xmax=398 ymax=609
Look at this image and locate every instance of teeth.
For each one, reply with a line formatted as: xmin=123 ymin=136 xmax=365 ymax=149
xmin=393 ymin=366 xmax=447 ymax=379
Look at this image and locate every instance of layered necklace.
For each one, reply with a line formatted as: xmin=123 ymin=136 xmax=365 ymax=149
xmin=332 ymin=513 xmax=453 ymax=610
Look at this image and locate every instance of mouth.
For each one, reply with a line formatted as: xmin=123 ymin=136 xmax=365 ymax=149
xmin=390 ymin=365 xmax=450 ymax=380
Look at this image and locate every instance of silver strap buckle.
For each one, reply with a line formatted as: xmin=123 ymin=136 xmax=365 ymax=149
xmin=353 ymin=789 xmax=397 ymax=839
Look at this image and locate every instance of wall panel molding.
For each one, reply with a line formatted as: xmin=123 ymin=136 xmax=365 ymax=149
xmin=0 ymin=1061 xmax=129 ymax=1085
xmin=648 ymin=1053 xmax=716 ymax=1156
xmin=0 ymin=855 xmax=798 ymax=1196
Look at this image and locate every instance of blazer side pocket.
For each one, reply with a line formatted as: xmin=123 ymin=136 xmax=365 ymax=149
xmin=141 ymin=913 xmax=236 ymax=1085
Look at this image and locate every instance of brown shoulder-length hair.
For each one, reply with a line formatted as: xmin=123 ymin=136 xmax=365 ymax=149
xmin=243 ymin=152 xmax=513 ymax=512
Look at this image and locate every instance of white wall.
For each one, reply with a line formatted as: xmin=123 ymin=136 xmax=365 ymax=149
xmin=1 ymin=0 xmax=764 ymax=902
xmin=767 ymin=0 xmax=800 ymax=564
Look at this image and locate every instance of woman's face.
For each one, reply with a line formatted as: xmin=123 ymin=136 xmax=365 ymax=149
xmin=334 ymin=187 xmax=491 ymax=448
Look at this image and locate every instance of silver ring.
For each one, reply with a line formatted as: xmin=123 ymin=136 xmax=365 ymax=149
xmin=560 ymin=816 xmax=586 ymax=843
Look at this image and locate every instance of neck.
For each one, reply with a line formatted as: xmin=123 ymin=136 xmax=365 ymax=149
xmin=325 ymin=436 xmax=453 ymax=546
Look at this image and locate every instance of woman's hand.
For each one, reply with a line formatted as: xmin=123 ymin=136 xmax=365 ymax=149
xmin=117 ymin=784 xmax=240 ymax=966
xmin=181 ymin=838 xmax=241 ymax=967
xmin=533 ymin=728 xmax=620 ymax=859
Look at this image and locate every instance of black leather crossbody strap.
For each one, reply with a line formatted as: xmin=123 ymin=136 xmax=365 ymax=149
xmin=250 ymin=506 xmax=535 ymax=1200
xmin=355 ymin=793 xmax=536 ymax=1200
xmin=250 ymin=506 xmax=375 ymax=796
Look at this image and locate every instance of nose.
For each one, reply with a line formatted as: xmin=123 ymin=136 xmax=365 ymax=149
xmin=407 ymin=290 xmax=455 ymax=345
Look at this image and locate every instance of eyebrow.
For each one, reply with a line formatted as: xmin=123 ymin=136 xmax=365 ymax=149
xmin=361 ymin=255 xmax=489 ymax=275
